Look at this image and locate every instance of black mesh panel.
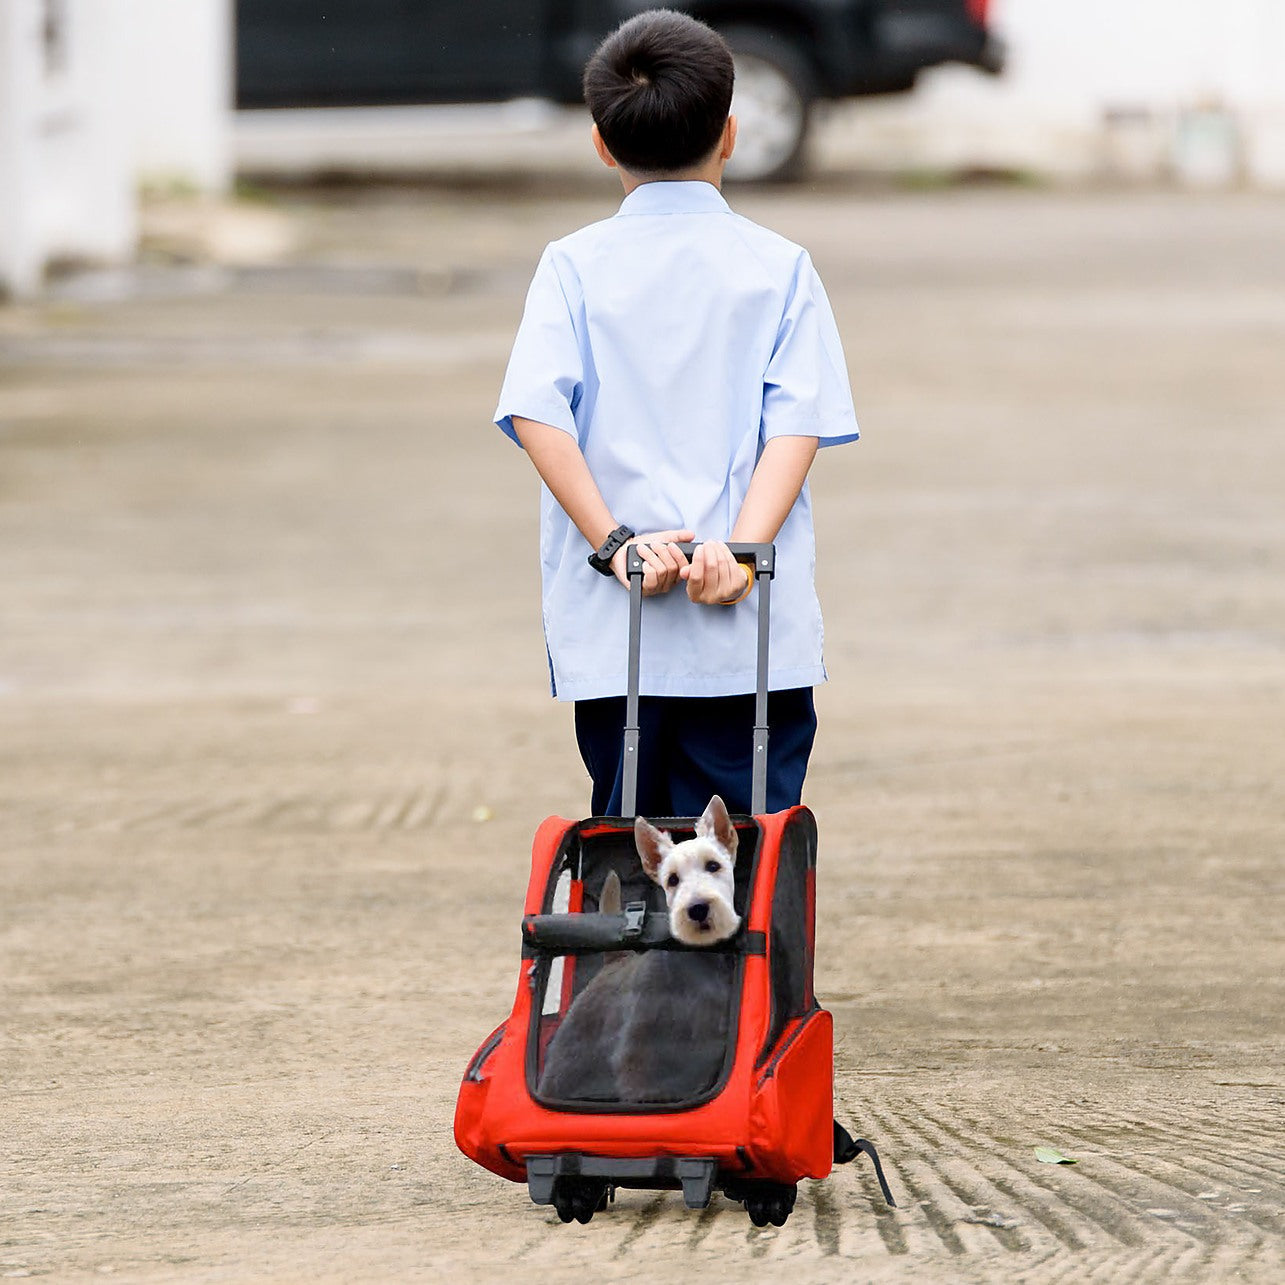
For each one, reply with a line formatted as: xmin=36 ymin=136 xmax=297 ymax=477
xmin=527 ymin=817 xmax=759 ymax=1112
xmin=534 ymin=949 xmax=740 ymax=1105
xmin=762 ymin=810 xmax=818 ymax=1061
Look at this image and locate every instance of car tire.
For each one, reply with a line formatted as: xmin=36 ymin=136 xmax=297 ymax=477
xmin=722 ymin=28 xmax=815 ymax=183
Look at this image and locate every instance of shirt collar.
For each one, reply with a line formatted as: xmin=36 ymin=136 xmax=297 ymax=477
xmin=616 ymin=180 xmax=731 ymax=217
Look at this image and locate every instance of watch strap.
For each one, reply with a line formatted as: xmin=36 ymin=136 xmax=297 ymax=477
xmin=588 ymin=524 xmax=635 ymax=576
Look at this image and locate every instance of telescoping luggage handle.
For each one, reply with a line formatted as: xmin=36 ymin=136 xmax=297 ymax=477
xmin=623 ymin=542 xmax=775 ymax=818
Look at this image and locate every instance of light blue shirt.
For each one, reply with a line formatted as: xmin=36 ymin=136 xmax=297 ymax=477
xmin=494 ymin=180 xmax=858 ymax=701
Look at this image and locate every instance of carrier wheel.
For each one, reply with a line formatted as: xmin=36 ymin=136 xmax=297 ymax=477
xmin=552 ymin=1177 xmax=609 ymax=1225
xmin=743 ymin=1183 xmax=797 ymax=1228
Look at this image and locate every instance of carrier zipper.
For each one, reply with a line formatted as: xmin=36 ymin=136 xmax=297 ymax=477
xmin=755 ymin=1006 xmax=821 ymax=1089
xmin=464 ymin=1022 xmax=507 ymax=1082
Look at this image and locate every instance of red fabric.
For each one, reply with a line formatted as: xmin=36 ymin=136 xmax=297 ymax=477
xmin=454 ymin=806 xmax=834 ymax=1187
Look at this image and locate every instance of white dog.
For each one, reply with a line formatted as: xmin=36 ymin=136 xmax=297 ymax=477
xmin=634 ymin=795 xmax=741 ymax=946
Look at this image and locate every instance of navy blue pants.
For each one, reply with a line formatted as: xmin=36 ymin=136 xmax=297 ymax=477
xmin=573 ymin=688 xmax=817 ymax=818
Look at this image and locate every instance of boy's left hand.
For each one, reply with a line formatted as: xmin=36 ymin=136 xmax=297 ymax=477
xmin=611 ymin=530 xmax=694 ymax=596
xmin=682 ymin=541 xmax=748 ymax=605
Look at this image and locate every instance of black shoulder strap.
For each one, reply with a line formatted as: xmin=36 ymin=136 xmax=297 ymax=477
xmin=833 ymin=1120 xmax=897 ymax=1207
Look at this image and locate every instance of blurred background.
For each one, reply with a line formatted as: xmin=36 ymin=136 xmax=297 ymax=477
xmin=2 ymin=3 xmax=1282 ymax=1280
xmin=3 ymin=0 xmax=1285 ymax=293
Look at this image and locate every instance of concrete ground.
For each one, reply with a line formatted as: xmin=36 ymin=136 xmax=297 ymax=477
xmin=1 ymin=173 xmax=1282 ymax=1282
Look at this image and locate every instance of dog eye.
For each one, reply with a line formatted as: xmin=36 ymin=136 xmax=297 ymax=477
xmin=666 ymin=873 xmax=680 ymax=888
xmin=705 ymin=860 xmax=721 ymax=874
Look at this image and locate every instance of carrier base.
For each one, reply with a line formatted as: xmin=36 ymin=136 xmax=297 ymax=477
xmin=527 ymin=1153 xmax=718 ymax=1220
xmin=526 ymin=1153 xmax=801 ymax=1226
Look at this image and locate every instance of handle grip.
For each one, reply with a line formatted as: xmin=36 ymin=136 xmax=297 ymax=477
xmin=625 ymin=541 xmax=775 ymax=579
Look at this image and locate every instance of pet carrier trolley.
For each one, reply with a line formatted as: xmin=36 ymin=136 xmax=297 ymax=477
xmin=455 ymin=543 xmax=893 ymax=1226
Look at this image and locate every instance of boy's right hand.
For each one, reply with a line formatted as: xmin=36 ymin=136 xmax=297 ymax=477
xmin=681 ymin=539 xmax=750 ymax=605
xmin=611 ymin=530 xmax=695 ymax=596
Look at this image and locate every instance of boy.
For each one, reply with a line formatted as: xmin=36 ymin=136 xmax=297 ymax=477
xmin=494 ymin=9 xmax=857 ymax=819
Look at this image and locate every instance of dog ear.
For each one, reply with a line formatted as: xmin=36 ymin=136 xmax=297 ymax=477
xmin=696 ymin=795 xmax=738 ymax=862
xmin=599 ymin=870 xmax=622 ymax=916
xmin=634 ymin=816 xmax=673 ymax=882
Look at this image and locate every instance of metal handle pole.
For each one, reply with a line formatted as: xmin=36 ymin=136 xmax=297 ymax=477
xmin=621 ymin=542 xmax=775 ymax=818
xmin=751 ymin=568 xmax=771 ymax=816
xmin=621 ymin=564 xmax=644 ymax=818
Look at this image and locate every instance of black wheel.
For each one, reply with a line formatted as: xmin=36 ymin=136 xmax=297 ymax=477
xmin=552 ymin=1177 xmax=608 ymax=1225
xmin=743 ymin=1182 xmax=797 ymax=1227
xmin=549 ymin=1182 xmax=575 ymax=1223
xmin=722 ymin=27 xmax=815 ymax=183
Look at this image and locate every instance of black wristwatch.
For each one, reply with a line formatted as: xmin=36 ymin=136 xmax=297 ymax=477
xmin=588 ymin=525 xmax=635 ymax=577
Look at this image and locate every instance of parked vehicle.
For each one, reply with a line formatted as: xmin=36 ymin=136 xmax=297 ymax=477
xmin=236 ymin=1 xmax=1004 ymax=181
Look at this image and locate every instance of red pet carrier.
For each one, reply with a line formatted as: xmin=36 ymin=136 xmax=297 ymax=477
xmin=455 ymin=544 xmax=894 ymax=1226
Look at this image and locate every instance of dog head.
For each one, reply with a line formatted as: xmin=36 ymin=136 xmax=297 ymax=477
xmin=635 ymin=795 xmax=740 ymax=946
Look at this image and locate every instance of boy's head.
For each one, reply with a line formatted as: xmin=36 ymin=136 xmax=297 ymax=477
xmin=583 ymin=10 xmax=735 ymax=177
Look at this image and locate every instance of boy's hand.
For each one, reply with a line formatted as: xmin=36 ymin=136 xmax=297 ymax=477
xmin=611 ymin=530 xmax=694 ymax=596
xmin=681 ymin=540 xmax=749 ymax=605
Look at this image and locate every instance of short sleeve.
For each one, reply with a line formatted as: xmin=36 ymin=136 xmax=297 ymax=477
xmin=494 ymin=247 xmax=584 ymax=446
xmin=761 ymin=253 xmax=858 ymax=447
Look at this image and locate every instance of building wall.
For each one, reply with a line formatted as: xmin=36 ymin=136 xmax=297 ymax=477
xmin=0 ymin=0 xmax=231 ymax=298
xmin=125 ymin=0 xmax=232 ymax=193
xmin=0 ymin=0 xmax=136 ymax=298
xmin=829 ymin=0 xmax=1285 ymax=186
xmin=998 ymin=0 xmax=1283 ymax=109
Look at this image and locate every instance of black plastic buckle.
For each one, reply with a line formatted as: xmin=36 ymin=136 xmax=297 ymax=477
xmin=622 ymin=902 xmax=647 ymax=938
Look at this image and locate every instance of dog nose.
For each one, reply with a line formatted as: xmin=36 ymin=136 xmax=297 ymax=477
xmin=687 ymin=902 xmax=709 ymax=924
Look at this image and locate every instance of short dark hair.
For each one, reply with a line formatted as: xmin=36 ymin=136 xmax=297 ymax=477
xmin=583 ymin=10 xmax=734 ymax=175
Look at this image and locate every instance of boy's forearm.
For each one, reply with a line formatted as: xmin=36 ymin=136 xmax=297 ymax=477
xmin=511 ymin=416 xmax=618 ymax=549
xmin=514 ymin=417 xmax=816 ymax=558
xmin=512 ymin=416 xmax=694 ymax=595
xmin=730 ymin=435 xmax=820 ymax=543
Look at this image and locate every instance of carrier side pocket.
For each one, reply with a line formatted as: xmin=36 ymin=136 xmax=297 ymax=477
xmin=748 ymin=1006 xmax=833 ymax=1182
xmin=455 ymin=1022 xmax=526 ymax=1183
xmin=465 ymin=1023 xmax=507 ymax=1082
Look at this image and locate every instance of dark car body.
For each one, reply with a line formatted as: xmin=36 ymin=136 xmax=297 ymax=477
xmin=236 ymin=0 xmax=1002 ymax=178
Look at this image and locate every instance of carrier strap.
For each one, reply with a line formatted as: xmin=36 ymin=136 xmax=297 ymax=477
xmin=522 ymin=911 xmax=766 ymax=957
xmin=833 ymin=1121 xmax=897 ymax=1207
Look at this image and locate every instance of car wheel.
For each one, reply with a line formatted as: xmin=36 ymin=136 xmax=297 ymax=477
xmin=723 ymin=29 xmax=814 ymax=183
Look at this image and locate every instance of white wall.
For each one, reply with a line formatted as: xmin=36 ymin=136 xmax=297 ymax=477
xmin=125 ymin=0 xmax=233 ymax=193
xmin=820 ymin=0 xmax=1285 ymax=186
xmin=0 ymin=0 xmax=232 ymax=298
xmin=0 ymin=0 xmax=136 ymax=298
